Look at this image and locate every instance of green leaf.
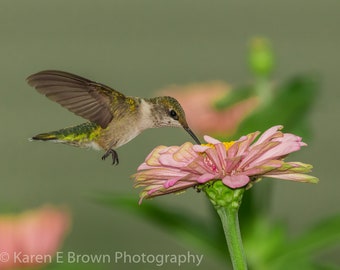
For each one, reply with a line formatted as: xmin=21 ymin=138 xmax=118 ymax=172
xmin=213 ymin=85 xmax=256 ymax=111
xmin=242 ymin=215 xmax=340 ymax=270
xmin=270 ymin=215 xmax=340 ymax=267
xmin=94 ymin=193 xmax=227 ymax=260
xmin=234 ymin=74 xmax=320 ymax=140
xmin=44 ymin=262 xmax=102 ymax=270
xmin=312 ymin=262 xmax=340 ymax=270
xmin=242 ymin=217 xmax=287 ymax=270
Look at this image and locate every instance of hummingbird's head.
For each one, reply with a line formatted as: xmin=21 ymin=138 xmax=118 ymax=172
xmin=149 ymin=96 xmax=201 ymax=145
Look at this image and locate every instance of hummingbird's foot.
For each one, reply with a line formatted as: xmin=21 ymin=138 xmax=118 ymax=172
xmin=101 ymin=149 xmax=119 ymax=165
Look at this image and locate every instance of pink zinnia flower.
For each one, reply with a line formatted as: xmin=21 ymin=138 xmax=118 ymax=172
xmin=0 ymin=205 xmax=70 ymax=270
xmin=133 ymin=126 xmax=318 ymax=203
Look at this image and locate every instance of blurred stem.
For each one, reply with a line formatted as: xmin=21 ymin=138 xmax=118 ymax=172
xmin=203 ymin=181 xmax=248 ymax=270
xmin=255 ymin=76 xmax=272 ymax=105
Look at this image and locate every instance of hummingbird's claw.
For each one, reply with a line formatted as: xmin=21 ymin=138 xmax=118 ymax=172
xmin=102 ymin=149 xmax=119 ymax=165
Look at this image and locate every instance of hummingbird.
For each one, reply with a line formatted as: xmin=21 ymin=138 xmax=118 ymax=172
xmin=27 ymin=70 xmax=201 ymax=165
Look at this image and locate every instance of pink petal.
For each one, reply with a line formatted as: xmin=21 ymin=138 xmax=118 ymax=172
xmin=249 ymin=141 xmax=302 ymax=167
xmin=197 ymin=173 xmax=218 ymax=183
xmin=244 ymin=160 xmax=283 ymax=175
xmin=222 ymin=174 xmax=250 ymax=188
xmin=238 ymin=141 xmax=280 ymax=169
xmin=159 ymin=154 xmax=185 ymax=167
xmin=186 ymin=157 xmax=214 ymax=174
xmin=137 ymin=163 xmax=152 ymax=170
xmin=224 ymin=156 xmax=243 ymax=172
xmin=203 ymin=135 xmax=221 ymax=145
xmin=173 ymin=142 xmax=197 ymax=162
xmin=145 ymin=145 xmax=168 ymax=166
xmin=254 ymin=125 xmax=283 ymax=145
xmin=159 ymin=146 xmax=179 ymax=154
xmin=164 ymin=176 xmax=186 ymax=188
xmin=265 ymin=173 xmax=319 ymax=183
xmin=233 ymin=131 xmax=260 ymax=157
xmin=274 ymin=133 xmax=303 ymax=143
xmin=192 ymin=145 xmax=211 ymax=152
xmin=215 ymin=143 xmax=228 ymax=170
xmin=204 ymin=149 xmax=223 ymax=172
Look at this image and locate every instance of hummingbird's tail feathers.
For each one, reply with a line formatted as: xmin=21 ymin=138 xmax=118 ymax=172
xmin=32 ymin=133 xmax=58 ymax=141
xmin=30 ymin=122 xmax=103 ymax=149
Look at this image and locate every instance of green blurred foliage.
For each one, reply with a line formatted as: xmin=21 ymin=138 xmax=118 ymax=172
xmin=232 ymin=74 xmax=319 ymax=140
xmin=95 ymin=194 xmax=226 ymax=260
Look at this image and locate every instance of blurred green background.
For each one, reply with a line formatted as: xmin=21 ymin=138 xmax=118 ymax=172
xmin=0 ymin=0 xmax=339 ymax=269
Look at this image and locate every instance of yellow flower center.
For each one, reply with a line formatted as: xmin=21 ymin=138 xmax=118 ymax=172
xmin=202 ymin=141 xmax=235 ymax=150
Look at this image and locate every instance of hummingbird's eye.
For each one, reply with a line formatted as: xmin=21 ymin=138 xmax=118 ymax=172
xmin=169 ymin=109 xmax=179 ymax=120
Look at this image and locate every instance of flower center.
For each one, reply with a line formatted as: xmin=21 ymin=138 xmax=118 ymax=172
xmin=204 ymin=155 xmax=218 ymax=172
xmin=202 ymin=141 xmax=235 ymax=150
xmin=201 ymin=141 xmax=235 ymax=173
xmin=222 ymin=141 xmax=235 ymax=150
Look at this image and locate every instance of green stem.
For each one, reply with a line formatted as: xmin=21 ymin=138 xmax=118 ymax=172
xmin=216 ymin=204 xmax=248 ymax=270
xmin=203 ymin=181 xmax=248 ymax=269
xmin=255 ymin=76 xmax=272 ymax=105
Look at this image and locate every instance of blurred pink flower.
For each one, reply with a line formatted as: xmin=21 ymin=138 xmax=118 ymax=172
xmin=134 ymin=126 xmax=318 ymax=203
xmin=0 ymin=205 xmax=70 ymax=270
xmin=159 ymin=82 xmax=259 ymax=135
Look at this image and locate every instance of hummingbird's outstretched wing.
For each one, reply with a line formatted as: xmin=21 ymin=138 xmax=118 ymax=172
xmin=27 ymin=70 xmax=126 ymax=128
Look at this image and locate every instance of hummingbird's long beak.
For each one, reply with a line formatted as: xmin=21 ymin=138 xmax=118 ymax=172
xmin=184 ymin=127 xmax=201 ymax=145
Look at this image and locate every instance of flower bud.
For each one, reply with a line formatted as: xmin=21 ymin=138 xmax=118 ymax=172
xmin=249 ymin=37 xmax=274 ymax=77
